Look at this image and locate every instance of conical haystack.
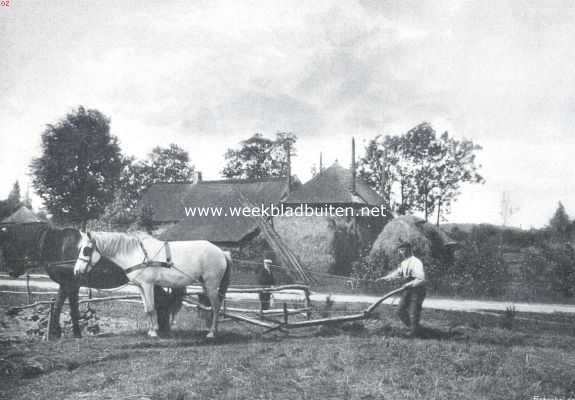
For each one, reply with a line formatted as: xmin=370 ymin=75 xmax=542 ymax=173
xmin=369 ymin=215 xmax=456 ymax=267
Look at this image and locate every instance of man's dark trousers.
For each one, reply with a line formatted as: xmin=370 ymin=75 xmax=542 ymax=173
xmin=397 ymin=286 xmax=426 ymax=335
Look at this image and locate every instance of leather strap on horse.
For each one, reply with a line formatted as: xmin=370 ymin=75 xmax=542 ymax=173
xmin=164 ymin=241 xmax=172 ymax=266
xmin=125 ymin=261 xmax=172 ymax=275
xmin=124 ymin=241 xmax=173 ymax=275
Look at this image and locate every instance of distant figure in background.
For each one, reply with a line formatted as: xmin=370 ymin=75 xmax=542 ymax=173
xmin=376 ymin=242 xmax=426 ymax=337
xmin=258 ymin=258 xmax=275 ymax=310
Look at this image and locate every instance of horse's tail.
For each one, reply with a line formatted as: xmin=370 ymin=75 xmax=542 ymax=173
xmin=219 ymin=251 xmax=232 ymax=302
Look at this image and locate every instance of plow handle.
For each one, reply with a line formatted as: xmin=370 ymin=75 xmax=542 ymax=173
xmin=364 ymin=287 xmax=406 ymax=316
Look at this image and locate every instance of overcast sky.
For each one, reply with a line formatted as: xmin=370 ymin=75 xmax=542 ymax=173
xmin=1 ymin=0 xmax=574 ymax=228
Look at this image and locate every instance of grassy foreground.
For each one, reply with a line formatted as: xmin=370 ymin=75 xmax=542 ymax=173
xmin=1 ymin=292 xmax=575 ymax=400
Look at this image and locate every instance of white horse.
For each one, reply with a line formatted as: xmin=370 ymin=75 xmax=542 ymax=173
xmin=73 ymin=231 xmax=232 ymax=338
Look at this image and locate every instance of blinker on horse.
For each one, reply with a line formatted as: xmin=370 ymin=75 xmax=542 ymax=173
xmin=74 ymin=231 xmax=232 ymax=338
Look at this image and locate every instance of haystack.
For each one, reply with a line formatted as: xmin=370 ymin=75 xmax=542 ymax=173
xmin=369 ymin=215 xmax=457 ymax=267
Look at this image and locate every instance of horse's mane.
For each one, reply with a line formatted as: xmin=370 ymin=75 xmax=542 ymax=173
xmin=90 ymin=231 xmax=146 ymax=258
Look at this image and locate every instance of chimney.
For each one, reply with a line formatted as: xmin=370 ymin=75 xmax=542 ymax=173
xmin=286 ymin=140 xmax=292 ymax=196
xmin=191 ymin=171 xmax=202 ymax=184
xmin=351 ymin=137 xmax=356 ymax=193
xmin=319 ymin=152 xmax=323 ymax=174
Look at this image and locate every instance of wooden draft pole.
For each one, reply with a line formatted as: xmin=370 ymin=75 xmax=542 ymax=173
xmin=233 ymin=187 xmax=314 ymax=283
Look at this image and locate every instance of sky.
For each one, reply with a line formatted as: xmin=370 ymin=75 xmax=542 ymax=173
xmin=1 ymin=0 xmax=575 ymax=228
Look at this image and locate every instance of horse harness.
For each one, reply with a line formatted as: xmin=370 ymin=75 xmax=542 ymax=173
xmin=123 ymin=240 xmax=174 ymax=275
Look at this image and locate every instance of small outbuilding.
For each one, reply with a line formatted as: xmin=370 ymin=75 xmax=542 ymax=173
xmin=1 ymin=206 xmax=42 ymax=224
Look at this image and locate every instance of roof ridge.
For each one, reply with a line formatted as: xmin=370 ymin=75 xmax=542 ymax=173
xmin=199 ymin=177 xmax=288 ymax=184
xmin=147 ymin=181 xmax=193 ymax=185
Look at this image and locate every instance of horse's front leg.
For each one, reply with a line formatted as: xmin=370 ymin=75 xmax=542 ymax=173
xmin=49 ymin=286 xmax=67 ymax=338
xmin=139 ymin=283 xmax=158 ymax=337
xmin=68 ymin=287 xmax=82 ymax=338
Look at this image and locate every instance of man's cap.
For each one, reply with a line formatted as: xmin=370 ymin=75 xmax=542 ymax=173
xmin=263 ymin=259 xmax=273 ymax=263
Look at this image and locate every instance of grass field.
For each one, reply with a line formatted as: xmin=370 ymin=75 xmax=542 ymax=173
xmin=1 ymin=291 xmax=575 ymax=400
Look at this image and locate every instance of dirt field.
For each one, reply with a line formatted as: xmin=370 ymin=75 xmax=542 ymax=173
xmin=1 ymin=291 xmax=575 ymax=400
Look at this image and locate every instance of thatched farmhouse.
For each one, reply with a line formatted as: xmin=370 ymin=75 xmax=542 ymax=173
xmin=1 ymin=206 xmax=43 ymax=224
xmin=140 ymin=176 xmax=293 ymax=248
xmin=276 ymin=162 xmax=386 ymax=274
xmin=140 ymin=162 xmax=386 ymax=277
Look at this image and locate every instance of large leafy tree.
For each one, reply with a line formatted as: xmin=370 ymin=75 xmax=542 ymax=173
xmin=142 ymin=144 xmax=195 ymax=185
xmin=359 ymin=122 xmax=484 ymax=224
xmin=30 ymin=106 xmax=123 ymax=228
xmin=99 ymin=144 xmax=194 ymax=229
xmin=221 ymin=132 xmax=296 ymax=179
xmin=428 ymin=131 xmax=484 ymax=225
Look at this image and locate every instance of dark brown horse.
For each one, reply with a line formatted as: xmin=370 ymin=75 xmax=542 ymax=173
xmin=0 ymin=223 xmax=182 ymax=337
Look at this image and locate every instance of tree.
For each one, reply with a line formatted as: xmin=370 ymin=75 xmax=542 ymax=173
xmin=221 ymin=132 xmax=297 ymax=179
xmin=7 ymin=181 xmax=21 ymax=211
xmin=358 ymin=134 xmax=417 ymax=214
xmin=143 ymin=144 xmax=195 ymax=184
xmin=99 ymin=144 xmax=194 ymax=230
xmin=549 ymin=202 xmax=571 ymax=239
xmin=0 ymin=182 xmax=23 ymax=220
xmin=22 ymin=186 xmax=33 ymax=209
xmin=30 ymin=106 xmax=123 ymax=229
xmin=358 ymin=122 xmax=484 ymax=223
xmin=429 ymin=131 xmax=484 ymax=225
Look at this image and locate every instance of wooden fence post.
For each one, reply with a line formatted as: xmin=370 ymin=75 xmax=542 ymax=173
xmin=26 ymin=273 xmax=31 ymax=304
xmin=45 ymin=297 xmax=55 ymax=341
xmin=304 ymin=288 xmax=311 ymax=320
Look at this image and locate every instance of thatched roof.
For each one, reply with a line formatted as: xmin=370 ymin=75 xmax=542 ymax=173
xmin=285 ymin=162 xmax=383 ymax=207
xmin=369 ymin=215 xmax=457 ymax=265
xmin=1 ymin=207 xmax=41 ymax=224
xmin=141 ymin=178 xmax=290 ymax=224
xmin=140 ymin=183 xmax=195 ymax=223
xmin=154 ymin=178 xmax=290 ymax=243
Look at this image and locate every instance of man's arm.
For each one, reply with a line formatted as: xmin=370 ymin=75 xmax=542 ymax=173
xmin=376 ymin=266 xmax=402 ymax=282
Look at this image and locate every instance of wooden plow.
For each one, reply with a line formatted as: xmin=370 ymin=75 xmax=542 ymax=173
xmin=184 ymin=285 xmax=406 ymax=334
xmin=4 ymin=280 xmax=406 ymax=336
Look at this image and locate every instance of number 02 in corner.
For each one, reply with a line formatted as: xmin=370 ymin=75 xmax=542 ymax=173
xmin=1 ymin=0 xmax=10 ymax=7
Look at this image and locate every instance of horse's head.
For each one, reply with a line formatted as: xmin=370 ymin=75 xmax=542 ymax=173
xmin=74 ymin=232 xmax=102 ymax=275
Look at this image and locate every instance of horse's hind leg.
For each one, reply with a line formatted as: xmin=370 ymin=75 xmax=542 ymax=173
xmin=205 ymin=286 xmax=221 ymax=339
xmin=68 ymin=287 xmax=82 ymax=338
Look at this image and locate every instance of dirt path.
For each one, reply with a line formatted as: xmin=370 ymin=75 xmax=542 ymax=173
xmin=2 ymin=275 xmax=575 ymax=315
